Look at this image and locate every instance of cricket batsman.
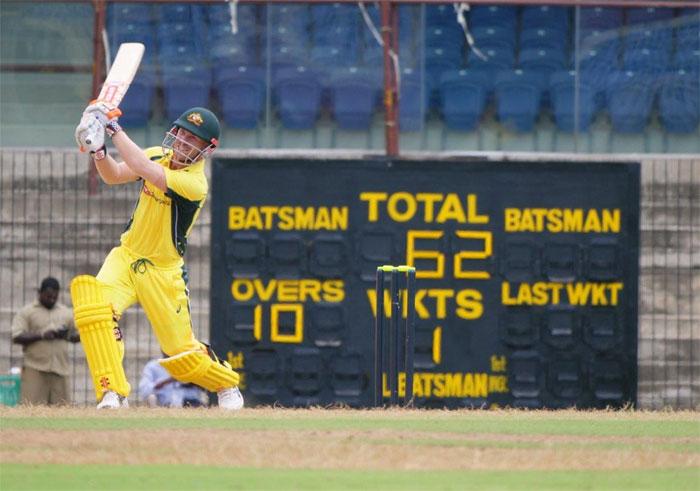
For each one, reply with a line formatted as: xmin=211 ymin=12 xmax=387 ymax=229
xmin=72 ymin=103 xmax=243 ymax=410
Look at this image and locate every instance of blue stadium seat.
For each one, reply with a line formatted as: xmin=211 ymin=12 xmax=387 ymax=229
xmin=311 ymin=3 xmax=355 ymax=28
xmin=205 ymin=3 xmax=257 ymax=27
xmin=521 ymin=6 xmax=570 ymax=30
xmin=330 ymin=69 xmax=379 ymax=130
xmin=157 ymin=22 xmax=204 ymax=56
xmin=159 ymin=43 xmax=200 ymax=64
xmin=605 ymin=71 xmax=655 ymax=133
xmin=659 ymin=72 xmax=700 ymax=133
xmin=472 ymin=26 xmax=516 ymax=50
xmin=549 ymin=70 xmax=597 ymax=131
xmin=161 ymin=64 xmax=212 ymax=122
xmin=215 ymin=65 xmax=265 ymax=129
xmin=208 ymin=22 xmax=257 ymax=48
xmin=269 ymin=24 xmax=309 ymax=50
xmin=110 ymin=23 xmax=156 ymax=55
xmin=426 ymin=4 xmax=454 ymax=27
xmin=107 ymin=3 xmax=154 ymax=25
xmin=623 ymin=28 xmax=672 ymax=53
xmin=519 ymin=48 xmax=567 ymax=74
xmin=622 ymin=47 xmax=669 ymax=73
xmin=468 ymin=42 xmax=514 ymax=72
xmin=274 ymin=66 xmax=322 ymax=129
xmin=470 ymin=5 xmax=517 ymax=30
xmin=520 ymin=27 xmax=569 ymax=52
xmin=312 ymin=46 xmax=359 ymax=72
xmin=495 ymin=69 xmax=544 ymax=132
xmin=268 ymin=45 xmax=309 ymax=75
xmin=399 ymin=69 xmax=428 ymax=132
xmin=158 ymin=3 xmax=194 ymax=23
xmin=439 ymin=69 xmax=490 ymax=131
xmin=118 ymin=72 xmax=157 ymax=127
xmin=576 ymin=46 xmax=620 ymax=73
xmin=267 ymin=4 xmax=310 ymax=33
xmin=677 ymin=25 xmax=700 ymax=51
xmin=210 ymin=42 xmax=256 ymax=66
xmin=579 ymin=29 xmax=621 ymax=56
xmin=580 ymin=7 xmax=623 ymax=30
xmin=425 ymin=45 xmax=464 ymax=76
xmin=673 ymin=48 xmax=700 ymax=73
xmin=426 ymin=25 xmax=464 ymax=50
xmin=313 ymin=24 xmax=360 ymax=58
xmin=626 ymin=7 xmax=674 ymax=26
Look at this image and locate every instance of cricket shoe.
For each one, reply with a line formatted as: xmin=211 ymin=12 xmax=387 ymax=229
xmin=217 ymin=387 xmax=244 ymax=410
xmin=97 ymin=390 xmax=129 ymax=409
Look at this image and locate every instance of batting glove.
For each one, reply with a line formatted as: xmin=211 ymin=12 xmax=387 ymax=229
xmin=83 ymin=100 xmax=122 ymax=127
xmin=76 ymin=117 xmax=106 ymax=157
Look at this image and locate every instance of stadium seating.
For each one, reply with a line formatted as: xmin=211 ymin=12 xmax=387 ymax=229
xmin=470 ymin=5 xmax=517 ymax=30
xmin=472 ymin=26 xmax=516 ymax=50
xmin=216 ymin=65 xmax=266 ymax=129
xmin=520 ymin=48 xmax=567 ymax=74
xmin=439 ymin=69 xmax=489 ymax=131
xmin=399 ymin=69 xmax=428 ymax=132
xmin=161 ymin=64 xmax=212 ymax=122
xmin=674 ymin=48 xmax=700 ymax=73
xmin=549 ymin=71 xmax=597 ymax=131
xmin=520 ymin=28 xmax=569 ymax=52
xmin=626 ymin=7 xmax=674 ymax=25
xmin=426 ymin=25 xmax=464 ymax=51
xmin=579 ymin=7 xmax=624 ymax=30
xmin=495 ymin=69 xmax=544 ymax=132
xmin=521 ymin=6 xmax=570 ymax=30
xmin=426 ymin=4 xmax=453 ymax=27
xmin=158 ymin=3 xmax=195 ymax=23
xmin=658 ymin=72 xmax=700 ymax=134
xmin=623 ymin=29 xmax=673 ymax=54
xmin=330 ymin=69 xmax=380 ymax=130
xmin=107 ymin=3 xmax=154 ymax=26
xmin=274 ymin=66 xmax=322 ymax=129
xmin=119 ymin=72 xmax=157 ymax=127
xmin=622 ymin=48 xmax=668 ymax=73
xmin=468 ymin=42 xmax=515 ymax=72
xmin=605 ymin=71 xmax=655 ymax=133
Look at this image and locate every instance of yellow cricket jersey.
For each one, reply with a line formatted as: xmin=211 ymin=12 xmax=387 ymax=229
xmin=119 ymin=147 xmax=208 ymax=267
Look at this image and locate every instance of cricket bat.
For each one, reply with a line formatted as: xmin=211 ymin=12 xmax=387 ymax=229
xmin=83 ymin=42 xmax=144 ymax=146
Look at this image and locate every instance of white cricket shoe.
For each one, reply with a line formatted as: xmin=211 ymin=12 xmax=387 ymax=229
xmin=97 ymin=390 xmax=129 ymax=409
xmin=217 ymin=387 xmax=244 ymax=410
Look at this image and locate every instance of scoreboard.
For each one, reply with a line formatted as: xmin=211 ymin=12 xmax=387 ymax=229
xmin=210 ymin=158 xmax=640 ymax=408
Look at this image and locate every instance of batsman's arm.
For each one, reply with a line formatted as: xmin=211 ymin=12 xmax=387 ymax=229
xmin=93 ymin=152 xmax=140 ymax=185
xmin=110 ymin=129 xmax=167 ymax=192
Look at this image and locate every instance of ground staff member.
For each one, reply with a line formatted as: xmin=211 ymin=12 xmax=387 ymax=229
xmin=12 ymin=277 xmax=80 ymax=405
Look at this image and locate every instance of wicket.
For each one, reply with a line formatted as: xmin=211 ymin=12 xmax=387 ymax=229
xmin=373 ymin=265 xmax=416 ymax=407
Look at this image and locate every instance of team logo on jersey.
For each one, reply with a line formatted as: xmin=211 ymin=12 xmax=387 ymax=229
xmin=187 ymin=112 xmax=204 ymax=126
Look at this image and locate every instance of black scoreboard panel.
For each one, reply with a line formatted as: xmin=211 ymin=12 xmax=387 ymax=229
xmin=210 ymin=158 xmax=640 ymax=408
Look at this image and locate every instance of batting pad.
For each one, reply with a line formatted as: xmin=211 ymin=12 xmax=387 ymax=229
xmin=70 ymin=275 xmax=130 ymax=400
xmin=159 ymin=350 xmax=240 ymax=392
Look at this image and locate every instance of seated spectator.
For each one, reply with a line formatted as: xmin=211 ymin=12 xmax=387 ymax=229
xmin=139 ymin=354 xmax=208 ymax=407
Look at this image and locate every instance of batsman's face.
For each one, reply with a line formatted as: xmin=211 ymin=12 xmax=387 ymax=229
xmin=39 ymin=288 xmax=59 ymax=310
xmin=168 ymin=127 xmax=209 ymax=167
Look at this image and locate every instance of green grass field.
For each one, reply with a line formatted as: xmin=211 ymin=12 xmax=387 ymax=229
xmin=1 ymin=407 xmax=698 ymax=490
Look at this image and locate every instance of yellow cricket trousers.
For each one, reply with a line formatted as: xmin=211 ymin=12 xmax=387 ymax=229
xmin=96 ymin=246 xmax=202 ymax=356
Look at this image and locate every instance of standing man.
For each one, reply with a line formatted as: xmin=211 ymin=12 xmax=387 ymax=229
xmin=12 ymin=277 xmax=80 ymax=405
xmin=72 ymin=102 xmax=243 ymax=410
